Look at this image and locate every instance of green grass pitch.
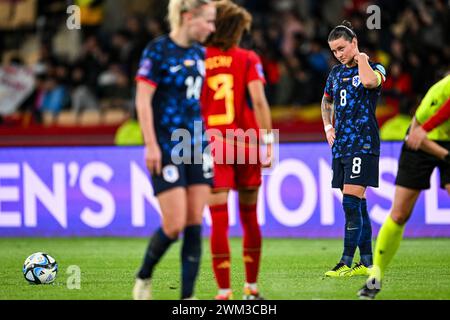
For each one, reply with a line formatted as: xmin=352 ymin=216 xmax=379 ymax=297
xmin=1 ymin=237 xmax=450 ymax=300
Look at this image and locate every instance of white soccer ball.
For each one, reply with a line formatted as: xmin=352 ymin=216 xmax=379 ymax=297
xmin=23 ymin=252 xmax=58 ymax=284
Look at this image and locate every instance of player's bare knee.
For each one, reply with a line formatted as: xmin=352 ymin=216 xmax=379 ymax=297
xmin=209 ymin=191 xmax=228 ymax=206
xmin=342 ymin=184 xmax=366 ymax=198
xmin=185 ymin=213 xmax=203 ymax=226
xmin=390 ymin=211 xmax=408 ymax=225
xmin=162 ymin=223 xmax=184 ymax=239
xmin=238 ymin=188 xmax=258 ymax=205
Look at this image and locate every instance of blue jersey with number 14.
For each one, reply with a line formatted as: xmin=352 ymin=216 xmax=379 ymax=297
xmin=136 ymin=35 xmax=206 ymax=156
xmin=324 ymin=62 xmax=386 ymax=159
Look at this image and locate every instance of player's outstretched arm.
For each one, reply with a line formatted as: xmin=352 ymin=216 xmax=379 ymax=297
xmin=321 ymin=95 xmax=335 ymax=147
xmin=355 ymin=53 xmax=380 ymax=89
xmin=135 ymin=81 xmax=162 ymax=175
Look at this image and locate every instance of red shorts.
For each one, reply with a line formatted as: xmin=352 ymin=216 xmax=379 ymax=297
xmin=213 ymin=162 xmax=262 ymax=190
xmin=211 ymin=138 xmax=262 ymax=191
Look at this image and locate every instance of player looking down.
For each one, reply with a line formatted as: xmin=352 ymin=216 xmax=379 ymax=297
xmin=321 ymin=21 xmax=386 ymax=278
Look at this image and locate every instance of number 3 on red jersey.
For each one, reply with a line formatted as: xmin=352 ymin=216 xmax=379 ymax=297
xmin=207 ymin=74 xmax=235 ymax=126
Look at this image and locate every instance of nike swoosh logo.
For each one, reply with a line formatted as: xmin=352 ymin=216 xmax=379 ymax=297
xmin=169 ymin=65 xmax=183 ymax=73
xmin=203 ymin=172 xmax=214 ymax=179
xmin=350 ymin=175 xmax=360 ymax=179
xmin=347 ymin=227 xmax=360 ymax=230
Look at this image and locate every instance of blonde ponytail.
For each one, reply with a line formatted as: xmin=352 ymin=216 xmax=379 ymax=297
xmin=167 ymin=0 xmax=212 ymax=30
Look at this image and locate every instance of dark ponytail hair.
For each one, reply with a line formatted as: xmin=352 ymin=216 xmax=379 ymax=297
xmin=328 ymin=20 xmax=356 ymax=42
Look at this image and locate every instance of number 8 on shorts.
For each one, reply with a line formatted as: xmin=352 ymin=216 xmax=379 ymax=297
xmin=331 ymin=154 xmax=379 ymax=189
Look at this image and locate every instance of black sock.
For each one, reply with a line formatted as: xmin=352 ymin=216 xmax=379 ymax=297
xmin=181 ymin=225 xmax=202 ymax=299
xmin=358 ymin=198 xmax=373 ymax=266
xmin=137 ymin=227 xmax=176 ymax=280
xmin=341 ymin=194 xmax=362 ymax=267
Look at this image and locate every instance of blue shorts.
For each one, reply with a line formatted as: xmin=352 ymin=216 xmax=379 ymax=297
xmin=151 ymin=153 xmax=214 ymax=196
xmin=332 ymin=154 xmax=379 ymax=189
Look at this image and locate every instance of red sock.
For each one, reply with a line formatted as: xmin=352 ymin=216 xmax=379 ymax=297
xmin=210 ymin=204 xmax=231 ymax=289
xmin=239 ymin=203 xmax=262 ymax=284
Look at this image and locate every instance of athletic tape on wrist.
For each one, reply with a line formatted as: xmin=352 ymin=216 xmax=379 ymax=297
xmin=262 ymin=132 xmax=274 ymax=144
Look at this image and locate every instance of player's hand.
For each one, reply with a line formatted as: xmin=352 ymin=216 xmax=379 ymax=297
xmin=326 ymin=127 xmax=336 ymax=147
xmin=261 ymin=143 xmax=273 ymax=168
xmin=354 ymin=52 xmax=369 ymax=64
xmin=144 ymin=143 xmax=162 ymax=176
xmin=405 ymin=126 xmax=427 ymax=150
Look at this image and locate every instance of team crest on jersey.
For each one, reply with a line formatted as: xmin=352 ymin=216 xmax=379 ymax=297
xmin=137 ymin=59 xmax=152 ymax=76
xmin=352 ymin=75 xmax=361 ymax=87
xmin=162 ymin=165 xmax=179 ymax=183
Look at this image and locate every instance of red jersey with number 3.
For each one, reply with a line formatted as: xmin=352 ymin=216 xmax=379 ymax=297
xmin=201 ymin=46 xmax=266 ymax=133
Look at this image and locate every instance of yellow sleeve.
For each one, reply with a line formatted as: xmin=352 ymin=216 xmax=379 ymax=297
xmin=415 ymin=89 xmax=435 ymax=124
xmin=415 ymin=75 xmax=450 ymax=124
xmin=374 ymin=71 xmax=382 ymax=87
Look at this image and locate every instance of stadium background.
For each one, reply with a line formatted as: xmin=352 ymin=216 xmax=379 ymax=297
xmin=1 ymin=0 xmax=449 ymax=300
xmin=1 ymin=0 xmax=448 ymax=144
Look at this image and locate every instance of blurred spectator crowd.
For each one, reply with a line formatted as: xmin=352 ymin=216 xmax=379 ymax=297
xmin=0 ymin=0 xmax=448 ymax=127
xmin=240 ymin=0 xmax=449 ymax=113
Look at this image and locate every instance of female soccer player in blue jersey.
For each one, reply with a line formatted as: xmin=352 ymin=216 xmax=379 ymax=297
xmin=132 ymin=0 xmax=216 ymax=300
xmin=321 ymin=21 xmax=386 ymax=277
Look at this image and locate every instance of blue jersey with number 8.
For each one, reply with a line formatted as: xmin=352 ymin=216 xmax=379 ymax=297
xmin=324 ymin=62 xmax=386 ymax=159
